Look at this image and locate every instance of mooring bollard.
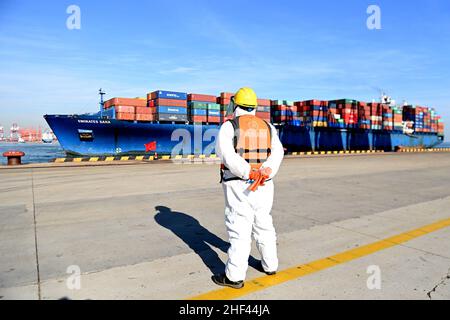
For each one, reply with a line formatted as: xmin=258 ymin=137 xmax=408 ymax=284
xmin=3 ymin=151 xmax=25 ymax=166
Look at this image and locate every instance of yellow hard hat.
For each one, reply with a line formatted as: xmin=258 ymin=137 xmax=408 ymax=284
xmin=234 ymin=87 xmax=258 ymax=108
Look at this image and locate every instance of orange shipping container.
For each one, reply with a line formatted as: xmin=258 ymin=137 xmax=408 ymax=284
xmin=191 ymin=116 xmax=208 ymax=123
xmin=257 ymin=99 xmax=272 ymax=107
xmin=207 ymin=116 xmax=221 ymax=123
xmin=115 ymin=106 xmax=136 ymax=113
xmin=105 ymin=98 xmax=146 ymax=109
xmin=136 ymin=114 xmax=156 ymax=122
xmin=153 ymin=98 xmax=187 ymax=107
xmin=221 ymin=92 xmax=234 ymax=99
xmin=135 ymin=107 xmax=153 ymax=114
xmin=217 ymin=97 xmax=231 ymax=105
xmin=116 ymin=112 xmax=135 ymax=121
xmin=188 ymin=94 xmax=217 ymax=103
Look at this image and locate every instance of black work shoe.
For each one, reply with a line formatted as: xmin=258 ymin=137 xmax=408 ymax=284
xmin=212 ymin=274 xmax=244 ymax=289
xmin=259 ymin=261 xmax=277 ymax=276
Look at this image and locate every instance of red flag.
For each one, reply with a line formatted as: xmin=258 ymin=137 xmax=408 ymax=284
xmin=145 ymin=141 xmax=157 ymax=152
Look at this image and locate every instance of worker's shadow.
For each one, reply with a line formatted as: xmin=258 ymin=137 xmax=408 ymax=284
xmin=154 ymin=206 xmax=261 ymax=275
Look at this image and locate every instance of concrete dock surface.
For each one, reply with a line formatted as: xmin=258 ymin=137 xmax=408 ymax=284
xmin=1 ymin=152 xmax=450 ymax=300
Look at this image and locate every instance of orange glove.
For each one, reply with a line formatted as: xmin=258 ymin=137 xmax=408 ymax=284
xmin=249 ymin=169 xmax=261 ymax=182
xmin=248 ymin=167 xmax=272 ymax=192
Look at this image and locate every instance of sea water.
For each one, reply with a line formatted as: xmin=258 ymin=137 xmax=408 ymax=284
xmin=0 ymin=142 xmax=65 ymax=165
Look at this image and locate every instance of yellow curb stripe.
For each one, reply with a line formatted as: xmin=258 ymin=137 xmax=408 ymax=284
xmin=105 ymin=157 xmax=115 ymax=162
xmin=120 ymin=156 xmax=129 ymax=161
xmin=89 ymin=157 xmax=99 ymax=162
xmin=161 ymin=155 xmax=171 ymax=160
xmin=55 ymin=158 xmax=66 ymax=163
xmin=135 ymin=156 xmax=144 ymax=161
xmin=189 ymin=217 xmax=450 ymax=301
xmin=73 ymin=158 xmax=83 ymax=163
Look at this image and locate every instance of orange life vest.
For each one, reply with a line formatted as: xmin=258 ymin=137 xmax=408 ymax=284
xmin=221 ymin=115 xmax=272 ymax=181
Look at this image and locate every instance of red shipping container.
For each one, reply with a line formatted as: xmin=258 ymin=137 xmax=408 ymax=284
xmin=208 ymin=116 xmax=221 ymax=123
xmin=188 ymin=94 xmax=217 ymax=103
xmin=217 ymin=97 xmax=231 ymax=105
xmin=272 ymin=105 xmax=298 ymax=112
xmin=191 ymin=116 xmax=208 ymax=123
xmin=154 ymin=98 xmax=187 ymax=107
xmin=116 ymin=112 xmax=135 ymax=121
xmin=135 ymin=107 xmax=153 ymax=114
xmin=221 ymin=92 xmax=234 ymax=99
xmin=136 ymin=114 xmax=156 ymax=121
xmin=304 ymin=100 xmax=328 ymax=106
xmin=115 ymin=106 xmax=136 ymax=113
xmin=105 ymin=98 xmax=146 ymax=109
xmin=257 ymin=99 xmax=272 ymax=107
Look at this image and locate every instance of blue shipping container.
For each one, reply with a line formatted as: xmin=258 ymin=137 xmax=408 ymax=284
xmin=157 ymin=106 xmax=188 ymax=114
xmin=208 ymin=110 xmax=221 ymax=117
xmin=153 ymin=90 xmax=187 ymax=100
xmin=190 ymin=109 xmax=207 ymax=116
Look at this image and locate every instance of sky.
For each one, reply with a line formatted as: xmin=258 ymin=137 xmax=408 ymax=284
xmin=0 ymin=0 xmax=449 ymax=139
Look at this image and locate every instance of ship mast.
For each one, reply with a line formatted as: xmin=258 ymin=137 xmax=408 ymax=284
xmin=99 ymin=88 xmax=106 ymax=116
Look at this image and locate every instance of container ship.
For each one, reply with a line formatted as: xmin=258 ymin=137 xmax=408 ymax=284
xmin=44 ymin=89 xmax=445 ymax=157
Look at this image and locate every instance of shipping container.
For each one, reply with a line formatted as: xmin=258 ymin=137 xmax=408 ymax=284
xmin=188 ymin=94 xmax=217 ymax=103
xmin=157 ymin=106 xmax=188 ymax=115
xmin=157 ymin=113 xmax=188 ymax=122
xmin=116 ymin=112 xmax=135 ymax=121
xmin=191 ymin=116 xmax=208 ymax=123
xmin=115 ymin=106 xmax=136 ymax=113
xmin=104 ymin=98 xmax=147 ymax=109
xmin=151 ymin=98 xmax=188 ymax=107
xmin=189 ymin=109 xmax=207 ymax=116
xmin=135 ymin=107 xmax=153 ymax=114
xmin=136 ymin=114 xmax=156 ymax=122
xmin=149 ymin=90 xmax=187 ymax=100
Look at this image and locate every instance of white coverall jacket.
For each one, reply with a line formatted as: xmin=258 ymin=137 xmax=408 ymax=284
xmin=215 ymin=108 xmax=284 ymax=282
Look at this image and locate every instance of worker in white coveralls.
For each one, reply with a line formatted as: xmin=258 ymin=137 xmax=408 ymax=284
xmin=213 ymin=87 xmax=284 ymax=289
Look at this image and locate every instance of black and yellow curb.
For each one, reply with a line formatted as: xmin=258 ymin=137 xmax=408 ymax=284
xmin=288 ymin=150 xmax=384 ymax=156
xmin=52 ymin=154 xmax=218 ymax=163
xmin=399 ymin=148 xmax=450 ymax=153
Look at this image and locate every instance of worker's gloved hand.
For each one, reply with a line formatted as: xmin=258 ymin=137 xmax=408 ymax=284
xmin=248 ymin=167 xmax=272 ymax=192
xmin=260 ymin=167 xmax=272 ymax=178
xmin=249 ymin=169 xmax=262 ymax=182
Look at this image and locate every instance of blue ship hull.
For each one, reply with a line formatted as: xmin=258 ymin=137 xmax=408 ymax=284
xmin=44 ymin=114 xmax=444 ymax=157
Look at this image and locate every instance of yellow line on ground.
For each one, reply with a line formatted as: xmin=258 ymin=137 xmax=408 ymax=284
xmin=189 ymin=217 xmax=450 ymax=300
xmin=89 ymin=157 xmax=99 ymax=162
xmin=73 ymin=158 xmax=83 ymax=163
xmin=105 ymin=157 xmax=115 ymax=162
xmin=120 ymin=156 xmax=130 ymax=161
xmin=55 ymin=158 xmax=66 ymax=163
xmin=135 ymin=156 xmax=144 ymax=161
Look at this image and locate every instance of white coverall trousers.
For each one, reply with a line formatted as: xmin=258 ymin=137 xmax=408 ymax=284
xmin=223 ymin=179 xmax=278 ymax=282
